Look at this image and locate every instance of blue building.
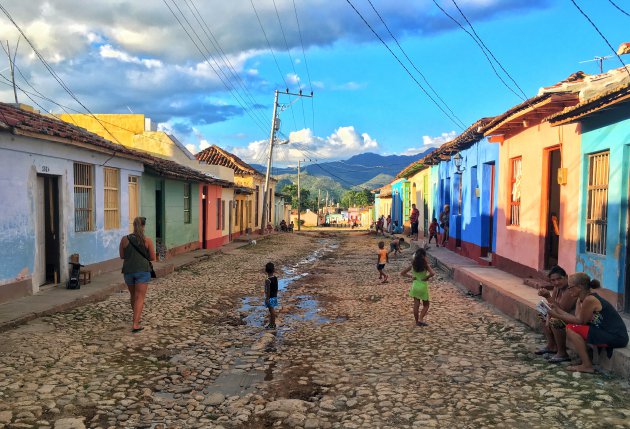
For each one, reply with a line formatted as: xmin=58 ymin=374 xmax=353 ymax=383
xmin=427 ymin=118 xmax=499 ymax=263
xmin=549 ymin=77 xmax=630 ymax=311
xmin=390 ymin=178 xmax=409 ymax=232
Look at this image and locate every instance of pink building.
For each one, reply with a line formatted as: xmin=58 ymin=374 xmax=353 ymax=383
xmin=485 ymin=91 xmax=581 ymax=278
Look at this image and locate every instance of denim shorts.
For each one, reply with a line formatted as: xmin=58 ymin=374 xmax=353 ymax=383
xmin=124 ymin=271 xmax=152 ymax=286
xmin=266 ymin=297 xmax=279 ymax=309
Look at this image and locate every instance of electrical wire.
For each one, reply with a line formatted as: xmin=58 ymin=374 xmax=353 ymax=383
xmin=271 ymin=0 xmax=306 ymax=130
xmin=365 ymin=0 xmax=466 ymax=129
xmin=431 ymin=0 xmax=525 ymax=101
xmin=291 ymin=0 xmax=315 ymax=134
xmin=344 ymin=0 xmax=465 ymax=131
xmin=449 ymin=0 xmax=528 ymax=99
xmin=183 ymin=0 xmax=270 ymax=128
xmin=608 ymin=0 xmax=630 ymax=18
xmin=164 ymin=0 xmax=270 ymax=134
xmin=570 ymin=0 xmax=630 ymax=77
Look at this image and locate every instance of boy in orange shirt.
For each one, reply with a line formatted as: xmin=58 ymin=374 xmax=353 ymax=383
xmin=377 ymin=241 xmax=389 ymax=283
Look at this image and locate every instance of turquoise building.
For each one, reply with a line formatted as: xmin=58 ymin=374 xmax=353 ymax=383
xmin=549 ymin=79 xmax=630 ymax=311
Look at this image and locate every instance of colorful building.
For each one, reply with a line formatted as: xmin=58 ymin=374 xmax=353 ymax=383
xmin=390 ymin=178 xmax=410 ymax=231
xmin=0 ymin=104 xmax=146 ymax=302
xmin=548 ymin=67 xmax=630 ymax=310
xmin=57 ymin=113 xmax=234 ymax=253
xmin=196 ymin=145 xmax=276 ymax=236
xmin=398 ymin=162 xmax=432 ymax=236
xmin=484 ymin=90 xmax=581 ymax=278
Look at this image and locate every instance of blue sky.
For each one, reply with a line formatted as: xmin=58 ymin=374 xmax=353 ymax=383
xmin=0 ymin=0 xmax=628 ymax=165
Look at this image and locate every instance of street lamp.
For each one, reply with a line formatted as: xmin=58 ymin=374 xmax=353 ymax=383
xmin=453 ymin=153 xmax=465 ymax=174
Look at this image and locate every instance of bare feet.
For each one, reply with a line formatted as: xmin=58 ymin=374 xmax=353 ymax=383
xmin=567 ymin=365 xmax=594 ymax=373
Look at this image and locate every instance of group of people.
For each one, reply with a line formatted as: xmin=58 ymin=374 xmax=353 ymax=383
xmin=375 ymin=203 xmax=451 ymax=247
xmin=120 ymin=216 xmax=628 ymax=375
xmin=278 ymin=219 xmax=294 ymax=232
xmin=535 ymin=266 xmax=629 ymax=373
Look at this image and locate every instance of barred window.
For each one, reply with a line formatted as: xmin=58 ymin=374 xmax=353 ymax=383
xmin=74 ymin=163 xmax=94 ymax=232
xmin=184 ymin=183 xmax=191 ymax=224
xmin=255 ymin=186 xmax=260 ymax=227
xmin=509 ymin=157 xmax=522 ymax=226
xmin=216 ymin=198 xmax=221 ymax=230
xmin=222 ymin=200 xmax=226 ymax=230
xmin=103 ymin=167 xmax=120 ymax=230
xmin=586 ymin=151 xmax=609 ymax=255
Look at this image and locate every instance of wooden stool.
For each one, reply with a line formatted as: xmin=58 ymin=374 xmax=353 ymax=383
xmin=79 ymin=269 xmax=92 ymax=285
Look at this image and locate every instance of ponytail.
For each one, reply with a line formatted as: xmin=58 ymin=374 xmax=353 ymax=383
xmin=569 ymin=272 xmax=602 ymax=291
xmin=132 ymin=217 xmax=146 ymax=249
xmin=589 ymin=279 xmax=601 ymax=290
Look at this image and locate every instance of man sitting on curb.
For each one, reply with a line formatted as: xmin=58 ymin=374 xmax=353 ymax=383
xmin=535 ymin=266 xmax=577 ymax=363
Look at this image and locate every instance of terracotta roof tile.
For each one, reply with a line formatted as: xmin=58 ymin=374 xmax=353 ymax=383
xmin=196 ymin=145 xmax=262 ymax=177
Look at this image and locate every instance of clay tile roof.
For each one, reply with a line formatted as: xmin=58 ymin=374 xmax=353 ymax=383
xmin=0 ymin=102 xmax=230 ymax=185
xmin=196 ymin=145 xmax=262 ymax=177
xmin=547 ymin=81 xmax=630 ymax=126
xmin=374 ymin=183 xmax=392 ymax=198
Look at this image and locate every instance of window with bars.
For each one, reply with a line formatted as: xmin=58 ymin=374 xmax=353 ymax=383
xmin=128 ymin=176 xmax=139 ymax=232
xmin=255 ymin=186 xmax=259 ymax=227
xmin=103 ymin=167 xmax=120 ymax=229
xmin=222 ymin=200 xmax=226 ymax=230
xmin=216 ymin=198 xmax=221 ymax=230
xmin=74 ymin=163 xmax=94 ymax=232
xmin=509 ymin=157 xmax=522 ymax=226
xmin=235 ymin=199 xmax=239 ymax=226
xmin=457 ymin=176 xmax=463 ymax=216
xmin=183 ymin=183 xmax=191 ymax=224
xmin=586 ymin=151 xmax=609 ymax=255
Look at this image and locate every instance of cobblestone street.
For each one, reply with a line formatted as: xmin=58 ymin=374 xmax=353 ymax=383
xmin=1 ymin=232 xmax=629 ymax=429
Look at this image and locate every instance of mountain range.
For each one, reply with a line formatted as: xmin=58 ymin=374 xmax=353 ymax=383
xmin=254 ymin=149 xmax=434 ymax=189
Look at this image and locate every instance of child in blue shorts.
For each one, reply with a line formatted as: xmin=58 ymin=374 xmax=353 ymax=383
xmin=264 ymin=262 xmax=279 ymax=329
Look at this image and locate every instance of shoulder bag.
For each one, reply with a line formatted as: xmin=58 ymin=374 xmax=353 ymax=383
xmin=127 ymin=235 xmax=157 ymax=278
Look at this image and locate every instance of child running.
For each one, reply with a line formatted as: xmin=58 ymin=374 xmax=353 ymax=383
xmin=428 ymin=218 xmax=439 ymax=247
xmin=264 ymin=262 xmax=279 ymax=329
xmin=376 ymin=241 xmax=389 ymax=283
xmin=401 ymin=249 xmax=435 ymax=326
xmin=388 ymin=237 xmax=405 ymax=258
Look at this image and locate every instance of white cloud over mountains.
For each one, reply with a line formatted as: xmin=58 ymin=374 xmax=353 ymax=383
xmin=185 ymin=126 xmax=379 ymax=165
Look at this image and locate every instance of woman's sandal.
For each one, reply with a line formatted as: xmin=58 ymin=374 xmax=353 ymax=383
xmin=534 ymin=347 xmax=556 ymax=355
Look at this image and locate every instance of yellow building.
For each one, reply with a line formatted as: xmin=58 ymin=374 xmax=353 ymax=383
xmin=397 ymin=161 xmax=432 ymax=236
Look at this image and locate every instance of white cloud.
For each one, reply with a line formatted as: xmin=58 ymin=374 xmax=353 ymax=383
xmin=421 ymin=131 xmax=457 ymax=147
xmin=185 ymin=143 xmax=197 ymax=154
xmin=333 ymin=81 xmax=366 ymax=91
xmin=230 ymin=126 xmax=379 ymax=165
xmin=99 ymin=44 xmax=163 ymax=69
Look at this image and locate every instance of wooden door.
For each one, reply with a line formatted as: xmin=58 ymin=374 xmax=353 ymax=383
xmin=34 ymin=176 xmax=46 ymax=287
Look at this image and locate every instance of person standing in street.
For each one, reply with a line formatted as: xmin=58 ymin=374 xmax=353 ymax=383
xmin=376 ymin=241 xmax=389 ymax=283
xmin=264 ymin=262 xmax=279 ymax=329
xmin=409 ymin=204 xmax=420 ymax=241
xmin=439 ymin=205 xmax=450 ymax=247
xmin=119 ymin=216 xmax=155 ymax=333
xmin=401 ymin=249 xmax=435 ymax=326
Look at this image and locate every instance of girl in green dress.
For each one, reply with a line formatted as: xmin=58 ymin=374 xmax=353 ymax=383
xmin=401 ymin=249 xmax=435 ymax=326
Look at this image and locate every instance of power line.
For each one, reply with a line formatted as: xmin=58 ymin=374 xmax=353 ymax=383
xmin=449 ymin=0 xmax=528 ymax=99
xmin=291 ymin=0 xmax=315 ymax=134
xmin=164 ymin=0 xmax=270 ymax=134
xmin=271 ymin=0 xmax=307 ymax=130
xmin=365 ymin=0 xmax=466 ymax=129
xmin=183 ymin=0 xmax=270 ymax=128
xmin=570 ymin=0 xmax=630 ymax=78
xmin=608 ymin=0 xmax=630 ymax=18
xmin=431 ymin=0 xmax=525 ymax=101
xmin=344 ymin=0 xmax=465 ymax=131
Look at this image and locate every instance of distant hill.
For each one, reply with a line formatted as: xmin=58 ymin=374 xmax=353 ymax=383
xmin=275 ymin=173 xmax=346 ymax=203
xmin=255 ymin=149 xmax=433 ymax=187
xmin=354 ymin=173 xmax=395 ymax=191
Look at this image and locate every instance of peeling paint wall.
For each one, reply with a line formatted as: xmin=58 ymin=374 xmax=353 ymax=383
xmin=576 ymin=110 xmax=630 ymax=296
xmin=0 ymin=133 xmax=143 ymax=295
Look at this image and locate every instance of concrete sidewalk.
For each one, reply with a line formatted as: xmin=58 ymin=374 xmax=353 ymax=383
xmin=422 ymin=244 xmax=630 ymax=380
xmin=0 ymin=234 xmax=278 ymax=333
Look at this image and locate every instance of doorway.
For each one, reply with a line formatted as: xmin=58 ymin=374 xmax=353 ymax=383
xmin=229 ymin=203 xmax=233 ymax=241
xmin=202 ymin=186 xmax=208 ymax=249
xmin=482 ymin=163 xmax=496 ymax=257
xmin=544 ymin=149 xmax=561 ymax=269
xmin=36 ymin=175 xmax=60 ymax=286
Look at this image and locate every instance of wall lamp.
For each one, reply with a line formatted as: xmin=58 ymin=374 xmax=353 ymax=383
xmin=453 ymin=153 xmax=465 ymax=174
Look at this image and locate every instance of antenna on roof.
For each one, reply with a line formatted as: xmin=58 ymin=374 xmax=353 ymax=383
xmin=579 ymin=55 xmax=613 ymax=74
xmin=126 ymin=106 xmax=134 ymax=114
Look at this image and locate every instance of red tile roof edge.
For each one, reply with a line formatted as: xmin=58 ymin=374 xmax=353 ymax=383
xmin=547 ymin=82 xmax=630 ymax=125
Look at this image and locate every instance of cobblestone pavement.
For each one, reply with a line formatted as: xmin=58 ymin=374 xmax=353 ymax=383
xmin=0 ymin=232 xmax=629 ymax=429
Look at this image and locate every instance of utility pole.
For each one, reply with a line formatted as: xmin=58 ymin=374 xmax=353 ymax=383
xmin=297 ymin=160 xmax=302 ymax=231
xmin=317 ymin=189 xmax=321 ymax=226
xmin=261 ymin=90 xmax=280 ymax=231
xmin=3 ymin=38 xmax=20 ymax=104
xmin=261 ymin=89 xmax=313 ymax=230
